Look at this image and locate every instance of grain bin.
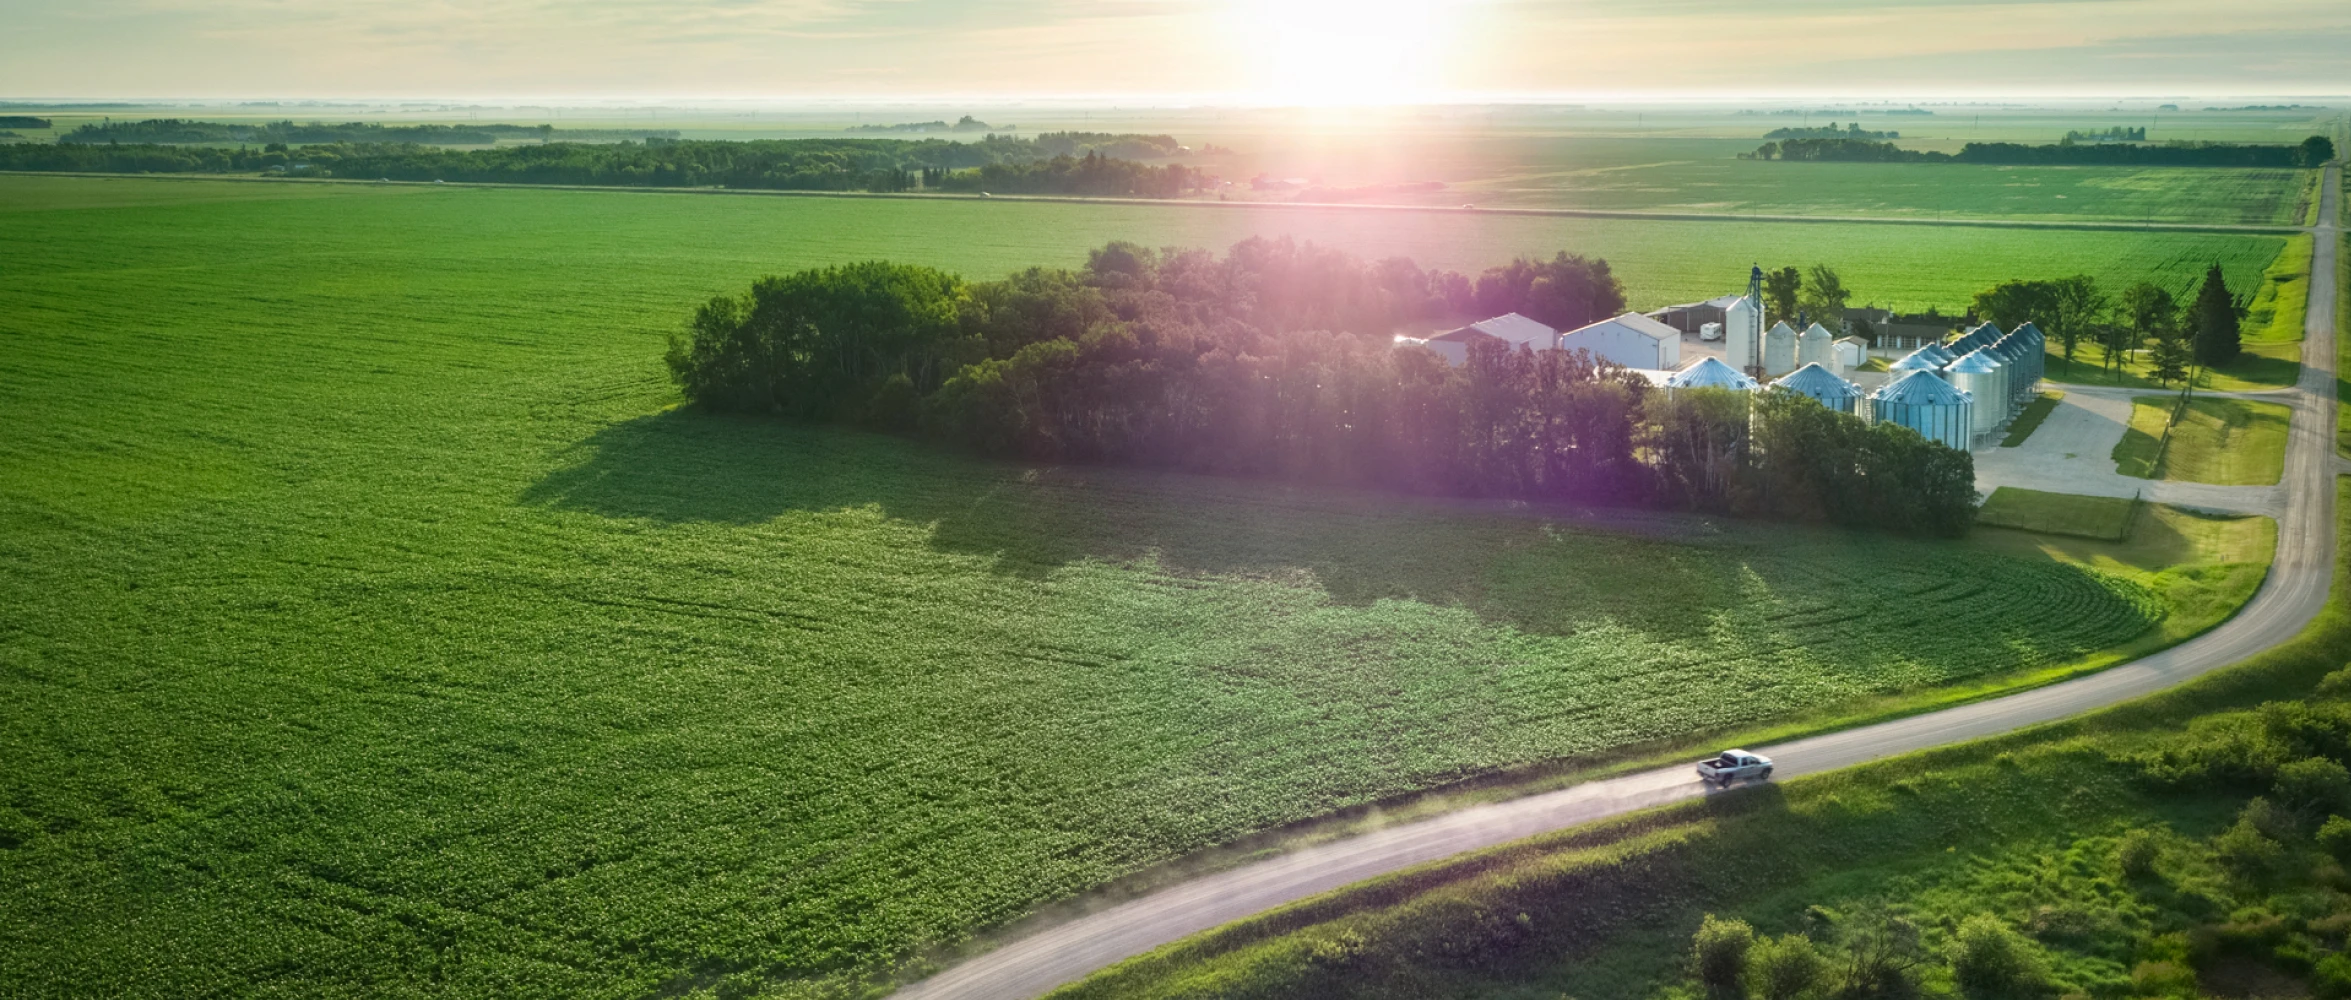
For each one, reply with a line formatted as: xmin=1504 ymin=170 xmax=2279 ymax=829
xmin=1797 ymin=322 xmax=1837 ymax=370
xmin=1771 ymin=362 xmax=1864 ymax=414
xmin=1664 ymin=356 xmax=1761 ymax=394
xmin=1724 ymin=295 xmax=1762 ymax=372
xmin=1943 ymin=349 xmax=2007 ymax=435
xmin=1890 ymin=347 xmax=1946 ymax=379
xmin=1763 ymin=321 xmax=1799 ymax=376
xmin=1871 ymin=369 xmax=1975 ymax=450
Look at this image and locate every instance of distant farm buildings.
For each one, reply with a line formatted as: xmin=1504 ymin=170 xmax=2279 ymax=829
xmin=1392 ymin=267 xmax=2049 ymax=454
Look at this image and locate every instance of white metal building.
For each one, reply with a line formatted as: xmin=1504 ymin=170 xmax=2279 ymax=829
xmin=1558 ymin=312 xmax=1683 ymax=370
xmin=1416 ymin=312 xmax=1558 ymax=366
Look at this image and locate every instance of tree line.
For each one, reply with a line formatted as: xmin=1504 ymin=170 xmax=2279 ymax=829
xmin=1750 ymin=135 xmax=2336 ymax=167
xmin=0 ymin=133 xmax=1211 ymax=197
xmin=665 ymin=239 xmax=1980 ymax=537
xmin=59 ymin=118 xmax=681 ymax=145
xmin=1973 ymin=264 xmax=2244 ymax=384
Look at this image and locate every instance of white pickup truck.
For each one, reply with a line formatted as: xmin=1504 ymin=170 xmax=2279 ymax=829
xmin=1696 ymin=749 xmax=1774 ymax=784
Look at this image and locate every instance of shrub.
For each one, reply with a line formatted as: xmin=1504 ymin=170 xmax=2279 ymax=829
xmin=2129 ymin=960 xmax=2198 ymax=999
xmin=2317 ymin=953 xmax=2351 ymax=1000
xmin=1952 ymin=914 xmax=2054 ymax=998
xmin=2320 ymin=816 xmax=2351 ymax=859
xmin=2116 ymin=828 xmax=2164 ymax=878
xmin=1749 ymin=933 xmax=1830 ymax=1000
xmin=2214 ymin=811 xmax=2287 ymax=879
xmin=1695 ymin=914 xmax=1757 ymax=997
xmin=2276 ymin=757 xmax=2351 ymax=820
xmin=1832 ymin=911 xmax=1924 ymax=1000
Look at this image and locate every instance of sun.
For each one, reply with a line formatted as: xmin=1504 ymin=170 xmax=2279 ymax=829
xmin=1223 ymin=0 xmax=1460 ymax=106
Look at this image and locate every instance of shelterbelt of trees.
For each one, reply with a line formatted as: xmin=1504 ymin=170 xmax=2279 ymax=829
xmin=667 ymin=239 xmax=1979 ymax=537
xmin=0 ymin=132 xmax=1209 ymax=196
xmin=58 ymin=118 xmax=681 ymax=145
xmin=1750 ymin=135 xmax=2337 ymax=167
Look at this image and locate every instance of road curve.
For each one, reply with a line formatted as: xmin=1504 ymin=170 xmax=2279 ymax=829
xmin=895 ymin=165 xmax=2343 ymax=1000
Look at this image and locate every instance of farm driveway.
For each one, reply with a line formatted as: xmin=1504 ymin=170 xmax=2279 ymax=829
xmin=1972 ymin=386 xmax=2286 ymax=516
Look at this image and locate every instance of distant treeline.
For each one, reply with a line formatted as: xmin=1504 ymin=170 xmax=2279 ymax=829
xmin=847 ymin=115 xmax=1000 ymax=134
xmin=2063 ymin=126 xmax=2146 ymax=143
xmin=1749 ymin=135 xmax=2335 ymax=167
xmin=1764 ymin=123 xmax=1898 ymax=140
xmin=0 ymin=116 xmax=50 ymax=130
xmin=59 ymin=119 xmax=682 ymax=145
xmin=0 ymin=135 xmax=1214 ymax=197
xmin=665 ymin=239 xmax=1978 ymax=537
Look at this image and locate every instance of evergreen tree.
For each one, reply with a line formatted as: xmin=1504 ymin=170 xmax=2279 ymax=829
xmin=2189 ymin=263 xmax=2240 ymax=366
xmin=2148 ymin=324 xmax=2193 ymax=387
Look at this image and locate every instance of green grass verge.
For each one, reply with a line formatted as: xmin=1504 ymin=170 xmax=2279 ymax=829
xmin=2043 ymin=339 xmax=2301 ymax=392
xmin=1999 ymin=390 xmax=2065 ymax=447
xmin=2113 ymin=395 xmax=2294 ymax=485
xmin=2 ymin=172 xmax=2255 ymax=998
xmin=2337 ymin=233 xmax=2350 ymax=460
xmin=1975 ymin=487 xmax=2136 ymax=539
xmin=1043 ymin=480 xmax=2350 ymax=1000
xmin=2245 ymin=232 xmax=2313 ymax=343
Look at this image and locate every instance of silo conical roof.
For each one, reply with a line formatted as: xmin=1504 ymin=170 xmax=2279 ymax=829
xmin=1872 ymin=368 xmax=1974 ymax=405
xmin=1665 ymin=356 xmax=1761 ymax=390
xmin=1773 ymin=362 xmax=1863 ymax=399
xmin=1945 ymin=349 xmax=2000 ymax=373
xmin=1890 ymin=348 xmax=1944 ymax=374
xmin=1801 ymin=322 xmax=1834 ymax=342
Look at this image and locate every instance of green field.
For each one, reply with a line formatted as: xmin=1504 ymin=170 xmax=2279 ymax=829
xmin=2113 ymin=396 xmax=2294 ymax=485
xmin=1046 ymin=483 xmax=2345 ymax=1000
xmin=0 ymin=174 xmax=2290 ymax=314
xmin=0 ymin=175 xmax=2255 ymax=997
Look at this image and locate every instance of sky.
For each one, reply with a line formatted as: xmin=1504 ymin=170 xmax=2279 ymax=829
xmin=3 ymin=0 xmax=2348 ymax=104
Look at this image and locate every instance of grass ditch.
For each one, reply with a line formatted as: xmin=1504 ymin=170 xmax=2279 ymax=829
xmin=1975 ymin=487 xmax=2137 ymax=540
xmin=1999 ymin=390 xmax=2064 ymax=447
xmin=1044 ymin=479 xmax=2349 ymax=1000
xmin=2113 ymin=395 xmax=2293 ymax=485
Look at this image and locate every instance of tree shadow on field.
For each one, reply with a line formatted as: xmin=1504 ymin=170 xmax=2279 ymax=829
xmin=520 ymin=409 xmax=2157 ymax=664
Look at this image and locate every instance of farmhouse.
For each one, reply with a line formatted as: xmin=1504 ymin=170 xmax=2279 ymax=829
xmin=1558 ymin=312 xmax=1683 ymax=370
xmin=1412 ymin=312 xmax=1557 ymax=365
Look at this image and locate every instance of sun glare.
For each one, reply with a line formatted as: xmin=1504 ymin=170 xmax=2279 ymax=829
xmin=1226 ymin=0 xmax=1459 ymax=106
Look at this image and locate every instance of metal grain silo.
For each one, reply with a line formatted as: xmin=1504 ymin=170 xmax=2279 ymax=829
xmin=1944 ymin=349 xmax=2007 ymax=435
xmin=2010 ymin=322 xmax=2046 ymax=389
xmin=1665 ymin=356 xmax=1762 ymax=395
xmin=1991 ymin=334 xmax=2034 ymax=411
xmin=1724 ymin=295 xmax=1762 ymax=373
xmin=1771 ymin=362 xmax=1864 ymax=414
xmin=1764 ymin=321 xmax=1799 ymax=376
xmin=1797 ymin=322 xmax=1837 ymax=370
xmin=1871 ymin=370 xmax=1975 ymax=450
xmin=1918 ymin=342 xmax=1959 ymax=367
xmin=1890 ymin=347 xmax=1946 ymax=380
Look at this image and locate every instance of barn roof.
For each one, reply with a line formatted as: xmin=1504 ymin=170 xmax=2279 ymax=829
xmin=1563 ymin=312 xmax=1680 ymax=343
xmin=1430 ymin=312 xmax=1556 ymax=346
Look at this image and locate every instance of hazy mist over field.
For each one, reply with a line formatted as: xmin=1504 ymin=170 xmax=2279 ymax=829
xmin=5 ymin=0 xmax=2348 ymax=102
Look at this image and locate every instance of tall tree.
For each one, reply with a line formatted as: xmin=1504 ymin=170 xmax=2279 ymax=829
xmin=2189 ymin=263 xmax=2241 ymax=366
xmin=2147 ymin=324 xmax=2193 ymax=387
xmin=1797 ymin=265 xmax=1851 ymax=331
xmin=1762 ymin=266 xmax=1802 ymax=326
xmin=2117 ymin=282 xmax=2177 ymax=378
xmin=2049 ymin=274 xmax=2109 ymax=373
